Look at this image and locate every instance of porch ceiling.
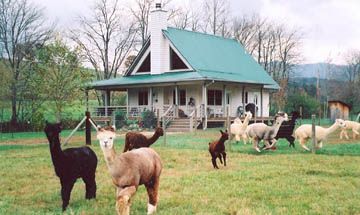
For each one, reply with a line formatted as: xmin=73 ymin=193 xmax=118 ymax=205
xmin=87 ymin=70 xmax=280 ymax=90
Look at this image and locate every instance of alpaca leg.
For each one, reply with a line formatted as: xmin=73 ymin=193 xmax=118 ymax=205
xmin=82 ymin=173 xmax=96 ymax=199
xmin=299 ymin=139 xmax=310 ymax=151
xmin=222 ymin=152 xmax=227 ymax=166
xmin=218 ymin=153 xmax=223 ymax=164
xmin=287 ymin=136 xmax=295 ymax=148
xmin=116 ymin=186 xmax=136 ymax=215
xmin=211 ymin=156 xmax=219 ymax=169
xmin=344 ymin=130 xmax=350 ymax=140
xmin=353 ymin=129 xmax=359 ymax=139
xmin=145 ymin=178 xmax=160 ymax=215
xmin=253 ymin=138 xmax=261 ymax=152
xmin=318 ymin=141 xmax=323 ymax=148
xmin=60 ymin=179 xmax=76 ymax=211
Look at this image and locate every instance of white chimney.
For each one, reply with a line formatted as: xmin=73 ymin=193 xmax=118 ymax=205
xmin=150 ymin=2 xmax=169 ymax=75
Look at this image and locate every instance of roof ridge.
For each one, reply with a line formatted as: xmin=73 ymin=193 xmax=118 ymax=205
xmin=166 ymin=27 xmax=237 ymax=42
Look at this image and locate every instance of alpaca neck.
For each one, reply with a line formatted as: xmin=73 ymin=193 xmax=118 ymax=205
xmin=243 ymin=116 xmax=251 ymax=127
xmin=47 ymin=134 xmax=64 ymax=167
xmin=324 ymin=122 xmax=339 ymax=136
xmin=101 ymin=147 xmax=117 ymax=168
xmin=218 ymin=136 xmax=227 ymax=145
xmin=147 ymin=132 xmax=160 ymax=146
xmin=272 ymin=120 xmax=284 ymax=135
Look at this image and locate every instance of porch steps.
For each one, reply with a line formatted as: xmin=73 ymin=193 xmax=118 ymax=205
xmin=166 ymin=118 xmax=192 ymax=132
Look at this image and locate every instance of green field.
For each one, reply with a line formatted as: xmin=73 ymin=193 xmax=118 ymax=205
xmin=0 ymin=129 xmax=359 ymax=214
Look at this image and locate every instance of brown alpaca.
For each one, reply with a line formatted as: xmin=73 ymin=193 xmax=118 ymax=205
xmin=96 ymin=126 xmax=162 ymax=215
xmin=208 ymin=130 xmax=229 ymax=169
xmin=123 ymin=127 xmax=164 ymax=152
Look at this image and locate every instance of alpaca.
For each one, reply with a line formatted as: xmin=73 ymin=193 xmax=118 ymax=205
xmin=208 ymin=130 xmax=229 ymax=169
xmin=294 ymin=119 xmax=346 ymax=151
xmin=230 ymin=111 xmax=252 ymax=143
xmin=340 ymin=120 xmax=360 ymax=140
xmin=97 ymin=126 xmax=162 ymax=215
xmin=123 ymin=127 xmax=164 ymax=152
xmin=44 ymin=122 xmax=97 ymax=211
xmin=274 ymin=111 xmax=300 ymax=148
xmin=245 ymin=113 xmax=288 ymax=152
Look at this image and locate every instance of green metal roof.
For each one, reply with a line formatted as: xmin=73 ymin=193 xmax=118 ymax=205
xmin=89 ymin=27 xmax=279 ymax=89
xmin=163 ymin=27 xmax=277 ymax=86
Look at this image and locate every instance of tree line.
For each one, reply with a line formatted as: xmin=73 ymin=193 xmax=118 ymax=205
xmin=0 ymin=0 xmax=359 ymax=129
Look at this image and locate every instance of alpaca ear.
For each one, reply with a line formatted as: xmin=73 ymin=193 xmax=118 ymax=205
xmin=97 ymin=125 xmax=103 ymax=132
xmin=111 ymin=125 xmax=116 ymax=131
xmin=220 ymin=130 xmax=223 ymax=134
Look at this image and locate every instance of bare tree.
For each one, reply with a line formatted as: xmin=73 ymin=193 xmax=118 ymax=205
xmin=171 ymin=2 xmax=203 ymax=31
xmin=202 ymin=0 xmax=230 ymax=36
xmin=344 ymin=50 xmax=360 ymax=83
xmin=0 ymin=0 xmax=53 ymax=123
xmin=130 ymin=0 xmax=177 ymax=46
xmin=71 ymin=0 xmax=137 ymax=80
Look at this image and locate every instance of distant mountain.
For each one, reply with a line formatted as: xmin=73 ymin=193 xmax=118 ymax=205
xmin=292 ymin=63 xmax=347 ymax=81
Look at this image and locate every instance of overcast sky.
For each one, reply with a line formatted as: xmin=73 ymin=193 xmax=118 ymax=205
xmin=31 ymin=0 xmax=360 ymax=65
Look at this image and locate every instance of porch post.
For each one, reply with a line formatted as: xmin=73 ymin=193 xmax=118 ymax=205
xmin=260 ymin=86 xmax=263 ymax=119
xmin=105 ymin=90 xmax=110 ymax=117
xmin=223 ymin=84 xmax=227 ymax=117
xmin=126 ymin=89 xmax=129 ymax=116
xmin=203 ymin=82 xmax=208 ymax=130
xmin=242 ymin=86 xmax=245 ymax=115
xmin=175 ymin=85 xmax=179 ymax=117
xmin=149 ymin=87 xmax=153 ymax=111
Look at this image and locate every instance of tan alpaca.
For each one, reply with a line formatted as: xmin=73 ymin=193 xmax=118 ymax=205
xmin=339 ymin=120 xmax=360 ymax=140
xmin=230 ymin=111 xmax=252 ymax=143
xmin=96 ymin=126 xmax=162 ymax=215
xmin=294 ymin=119 xmax=346 ymax=151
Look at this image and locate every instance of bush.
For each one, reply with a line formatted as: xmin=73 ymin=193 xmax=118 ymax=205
xmin=141 ymin=110 xmax=157 ymax=129
xmin=114 ymin=110 xmax=127 ymax=128
xmin=285 ymin=93 xmax=320 ymax=118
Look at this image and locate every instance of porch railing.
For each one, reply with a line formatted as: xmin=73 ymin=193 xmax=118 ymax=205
xmin=92 ymin=105 xmax=154 ymax=118
xmin=161 ymin=105 xmax=176 ymax=129
xmin=189 ymin=104 xmax=204 ymax=132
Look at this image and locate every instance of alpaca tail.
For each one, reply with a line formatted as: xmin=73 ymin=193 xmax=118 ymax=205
xmin=208 ymin=142 xmax=211 ymax=145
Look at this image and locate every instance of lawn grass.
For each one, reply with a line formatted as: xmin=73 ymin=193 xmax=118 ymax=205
xmin=0 ymin=129 xmax=359 ymax=214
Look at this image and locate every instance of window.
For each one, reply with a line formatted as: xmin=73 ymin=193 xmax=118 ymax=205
xmin=172 ymin=89 xmax=186 ymax=105
xmin=170 ymin=48 xmax=188 ymax=70
xmin=138 ymin=90 xmax=148 ymax=105
xmin=207 ymin=90 xmax=222 ymax=105
xmin=137 ymin=53 xmax=150 ymax=73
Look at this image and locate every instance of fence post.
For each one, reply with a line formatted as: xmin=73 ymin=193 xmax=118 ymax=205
xmin=311 ymin=114 xmax=316 ymax=154
xmin=157 ymin=109 xmax=160 ymax=127
xmin=86 ymin=111 xmax=91 ymax=145
xmin=226 ymin=105 xmax=232 ymax=152
xmin=162 ymin=116 xmax=166 ymax=146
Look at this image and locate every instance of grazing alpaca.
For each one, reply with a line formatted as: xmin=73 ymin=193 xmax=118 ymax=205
xmin=97 ymin=126 xmax=162 ymax=215
xmin=123 ymin=127 xmax=164 ymax=152
xmin=208 ymin=130 xmax=229 ymax=169
xmin=274 ymin=111 xmax=300 ymax=148
xmin=294 ymin=119 xmax=346 ymax=151
xmin=44 ymin=122 xmax=97 ymax=211
xmin=245 ymin=113 xmax=288 ymax=152
xmin=340 ymin=120 xmax=360 ymax=140
xmin=230 ymin=111 xmax=252 ymax=143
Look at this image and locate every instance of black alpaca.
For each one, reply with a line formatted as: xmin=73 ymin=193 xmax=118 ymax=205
xmin=44 ymin=122 xmax=98 ymax=211
xmin=274 ymin=111 xmax=300 ymax=147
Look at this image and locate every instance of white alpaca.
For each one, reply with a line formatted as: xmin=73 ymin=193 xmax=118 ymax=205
xmin=230 ymin=112 xmax=252 ymax=143
xmin=245 ymin=113 xmax=288 ymax=152
xmin=339 ymin=120 xmax=360 ymax=140
xmin=294 ymin=119 xmax=346 ymax=151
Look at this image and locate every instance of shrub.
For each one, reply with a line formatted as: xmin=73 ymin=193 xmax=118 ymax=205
xmin=141 ymin=110 xmax=157 ymax=129
xmin=114 ymin=110 xmax=127 ymax=128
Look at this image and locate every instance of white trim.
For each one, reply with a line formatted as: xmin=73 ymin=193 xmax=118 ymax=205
xmin=131 ymin=48 xmax=151 ymax=75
